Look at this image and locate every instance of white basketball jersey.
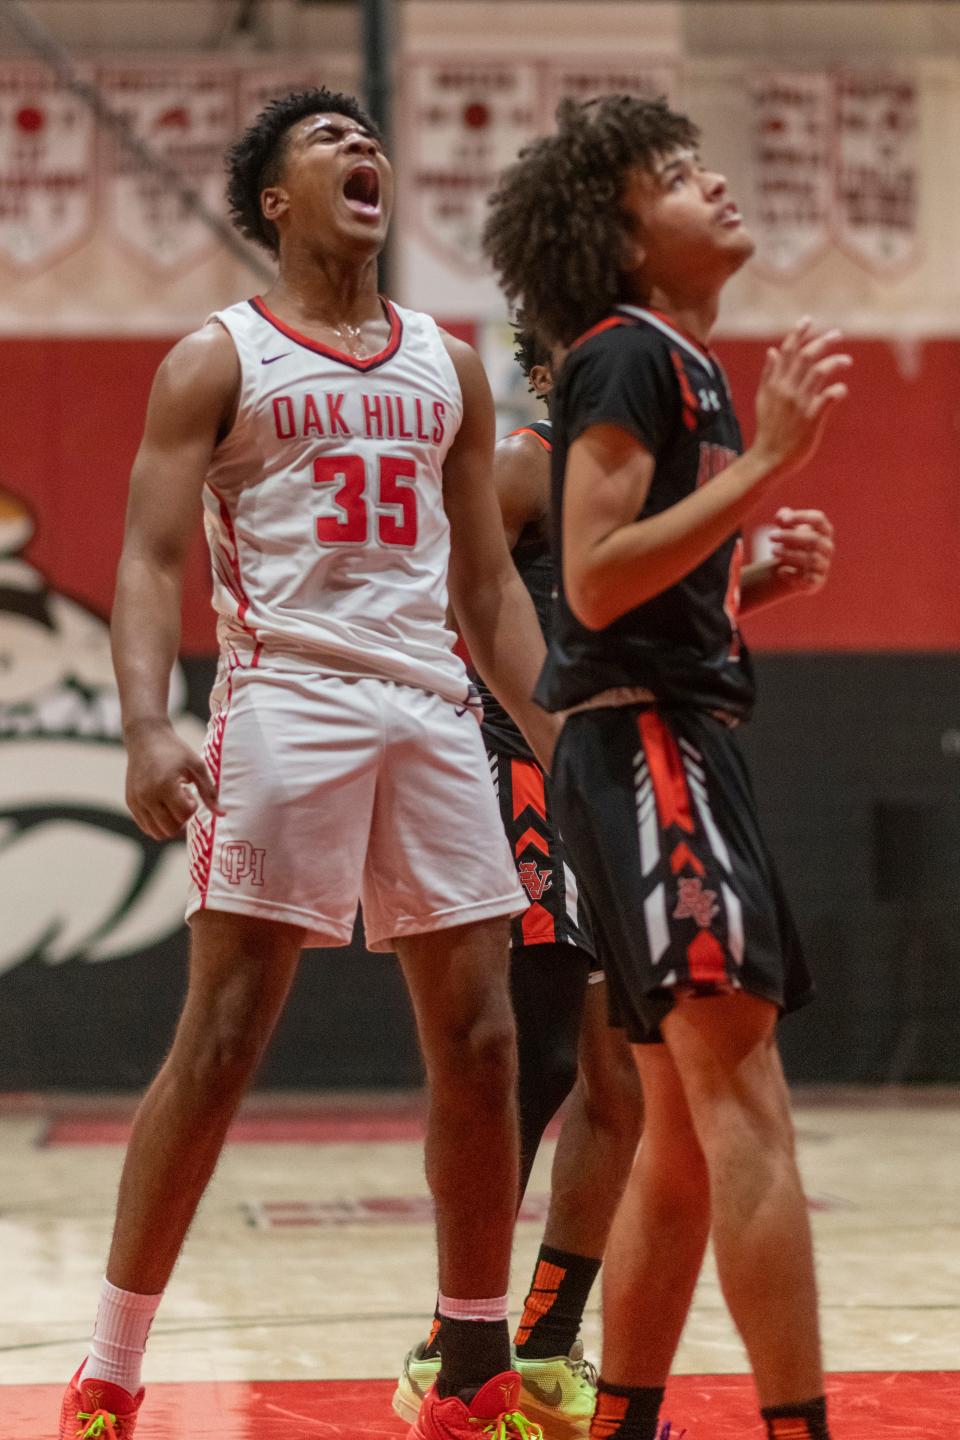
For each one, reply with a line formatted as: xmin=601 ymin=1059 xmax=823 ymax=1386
xmin=204 ymin=295 xmax=470 ymax=704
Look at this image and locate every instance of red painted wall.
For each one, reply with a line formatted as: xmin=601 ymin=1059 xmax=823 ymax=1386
xmin=720 ymin=337 xmax=960 ymax=652
xmin=3 ymin=335 xmax=957 ymax=655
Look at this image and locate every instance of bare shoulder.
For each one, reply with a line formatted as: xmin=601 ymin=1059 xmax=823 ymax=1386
xmin=157 ymin=320 xmax=239 ymax=399
xmin=495 ymin=428 xmax=551 ymax=489
xmin=494 ymin=427 xmax=551 ymax=528
xmin=496 ymin=427 xmax=549 ymax=463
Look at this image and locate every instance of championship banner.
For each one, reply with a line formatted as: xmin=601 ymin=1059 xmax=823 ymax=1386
xmin=99 ymin=62 xmax=236 ymax=271
xmin=833 ymin=71 xmax=919 ymax=276
xmin=0 ymin=63 xmax=96 ymax=272
xmin=405 ymin=58 xmax=541 ymax=272
xmin=237 ymin=61 xmax=361 ymax=129
xmin=544 ymin=57 xmax=676 ymax=119
xmin=749 ymin=72 xmax=833 ymax=277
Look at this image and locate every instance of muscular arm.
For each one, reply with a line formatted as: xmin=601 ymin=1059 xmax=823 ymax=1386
xmin=441 ymin=336 xmax=558 ymax=769
xmin=111 ymin=322 xmax=239 ymax=835
xmin=492 ymin=429 xmax=550 ymax=548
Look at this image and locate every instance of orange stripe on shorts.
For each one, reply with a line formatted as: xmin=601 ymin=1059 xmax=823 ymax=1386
xmin=638 ymin=711 xmax=695 ymax=835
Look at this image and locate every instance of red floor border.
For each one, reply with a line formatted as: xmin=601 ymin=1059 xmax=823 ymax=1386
xmin=7 ymin=1370 xmax=955 ymax=1437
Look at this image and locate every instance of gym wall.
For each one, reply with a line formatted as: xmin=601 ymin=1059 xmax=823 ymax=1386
xmin=0 ymin=1 xmax=957 ymax=1088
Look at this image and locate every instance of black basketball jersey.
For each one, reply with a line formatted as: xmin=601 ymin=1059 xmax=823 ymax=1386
xmin=475 ymin=418 xmax=554 ymax=761
xmin=535 ymin=306 xmax=756 ymax=720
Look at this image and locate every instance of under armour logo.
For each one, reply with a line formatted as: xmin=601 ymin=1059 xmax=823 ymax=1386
xmin=219 ymin=840 xmax=266 ymax=887
xmin=518 ymin=860 xmax=553 ymax=901
xmin=674 ymin=875 xmax=719 ymax=928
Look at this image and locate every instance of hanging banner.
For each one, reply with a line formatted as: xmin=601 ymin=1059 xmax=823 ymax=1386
xmin=749 ymin=72 xmax=833 ymax=277
xmin=237 ymin=60 xmax=361 ymax=130
xmin=545 ymin=57 xmax=676 ymax=120
xmin=100 ymin=62 xmax=236 ymax=271
xmin=405 ymin=58 xmax=541 ymax=272
xmin=0 ymin=63 xmax=96 ymax=272
xmin=832 ymin=71 xmax=919 ymax=276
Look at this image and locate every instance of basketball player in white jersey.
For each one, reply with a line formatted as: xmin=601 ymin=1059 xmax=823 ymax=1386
xmin=59 ymin=89 xmax=555 ymax=1440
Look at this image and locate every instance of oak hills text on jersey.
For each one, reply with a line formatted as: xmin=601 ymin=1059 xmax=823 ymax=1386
xmin=271 ymin=390 xmax=452 ymax=445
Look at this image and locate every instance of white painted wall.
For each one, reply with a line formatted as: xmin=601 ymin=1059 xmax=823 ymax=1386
xmin=0 ymin=2 xmax=359 ymax=55
xmin=0 ymin=2 xmax=955 ymax=337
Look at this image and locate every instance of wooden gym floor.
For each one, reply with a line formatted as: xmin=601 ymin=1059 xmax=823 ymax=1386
xmin=1 ymin=1090 xmax=957 ymax=1436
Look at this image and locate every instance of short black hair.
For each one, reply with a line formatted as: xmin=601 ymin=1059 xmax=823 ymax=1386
xmin=226 ymin=87 xmax=381 ymax=254
xmin=515 ymin=324 xmax=552 ymax=397
xmin=513 ymin=324 xmax=551 ymax=384
xmin=484 ymin=94 xmax=699 ymax=346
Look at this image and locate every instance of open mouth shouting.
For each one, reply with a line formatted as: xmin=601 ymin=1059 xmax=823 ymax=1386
xmin=342 ymin=163 xmax=382 ymax=220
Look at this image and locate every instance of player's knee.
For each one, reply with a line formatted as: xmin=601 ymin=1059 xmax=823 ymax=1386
xmin=686 ymin=1070 xmax=795 ymax=1165
xmin=434 ymin=1011 xmax=518 ymax=1108
xmin=173 ymin=988 xmax=268 ymax=1100
xmin=581 ymin=1048 xmax=643 ymax=1135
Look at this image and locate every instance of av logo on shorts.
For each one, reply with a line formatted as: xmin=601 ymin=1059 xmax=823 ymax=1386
xmin=518 ymin=859 xmax=553 ymax=902
xmin=219 ymin=840 xmax=266 ymax=887
xmin=673 ymin=875 xmax=719 ymax=928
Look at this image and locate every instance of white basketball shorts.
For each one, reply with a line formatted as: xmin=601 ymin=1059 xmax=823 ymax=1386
xmin=185 ymin=660 xmax=527 ymax=950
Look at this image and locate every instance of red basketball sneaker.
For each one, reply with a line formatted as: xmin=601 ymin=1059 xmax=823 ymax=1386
xmin=59 ymin=1366 xmax=143 ymax=1439
xmin=408 ymin=1369 xmax=543 ymax=1439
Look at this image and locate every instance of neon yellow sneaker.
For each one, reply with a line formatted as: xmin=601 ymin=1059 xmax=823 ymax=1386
xmin=513 ymin=1340 xmax=597 ymax=1438
xmin=392 ymin=1341 xmax=442 ymax=1425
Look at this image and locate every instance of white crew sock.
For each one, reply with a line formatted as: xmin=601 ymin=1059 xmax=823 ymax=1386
xmin=80 ymin=1277 xmax=163 ymax=1395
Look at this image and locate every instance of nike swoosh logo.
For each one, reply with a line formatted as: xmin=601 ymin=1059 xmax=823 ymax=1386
xmin=261 ymin=352 xmax=291 ymax=365
xmin=522 ymin=1377 xmax=563 ymax=1408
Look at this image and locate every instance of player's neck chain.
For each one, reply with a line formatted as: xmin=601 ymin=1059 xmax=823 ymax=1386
xmin=327 ymin=319 xmax=367 ymax=357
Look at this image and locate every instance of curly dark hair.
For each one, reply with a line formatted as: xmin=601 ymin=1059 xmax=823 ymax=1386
xmin=226 ymin=87 xmax=380 ymax=254
xmin=513 ymin=324 xmax=552 ymax=390
xmin=484 ymin=94 xmax=699 ymax=346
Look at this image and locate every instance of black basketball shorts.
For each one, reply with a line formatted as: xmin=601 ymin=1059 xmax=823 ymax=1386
xmin=488 ymin=748 xmax=596 ymax=962
xmin=549 ymin=704 xmax=813 ymax=1042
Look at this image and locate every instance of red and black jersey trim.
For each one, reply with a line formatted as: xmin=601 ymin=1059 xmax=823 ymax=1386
xmin=643 ymin=306 xmax=717 ymax=364
xmin=568 ymin=314 xmax=633 ymax=352
xmin=508 ymin=424 xmax=553 ymax=453
xmin=248 ymin=295 xmax=403 ymax=372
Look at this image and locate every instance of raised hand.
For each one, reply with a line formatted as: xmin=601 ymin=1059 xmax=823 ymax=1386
xmin=123 ymin=719 xmax=224 ymax=840
xmin=769 ymin=507 xmax=835 ymax=594
xmin=753 ymin=318 xmax=852 ymax=478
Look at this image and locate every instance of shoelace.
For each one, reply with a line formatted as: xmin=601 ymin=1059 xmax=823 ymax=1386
xmin=475 ymin=1412 xmax=544 ymax=1439
xmin=571 ymin=1353 xmax=599 ymax=1388
xmin=76 ymin=1410 xmax=119 ymax=1439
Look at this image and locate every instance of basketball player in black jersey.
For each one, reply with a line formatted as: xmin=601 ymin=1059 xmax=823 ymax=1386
xmin=485 ymin=96 xmax=846 ymax=1440
xmin=395 ymin=334 xmax=642 ymax=1438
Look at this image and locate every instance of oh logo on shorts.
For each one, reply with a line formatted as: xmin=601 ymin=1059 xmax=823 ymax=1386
xmin=219 ymin=840 xmax=266 ymax=888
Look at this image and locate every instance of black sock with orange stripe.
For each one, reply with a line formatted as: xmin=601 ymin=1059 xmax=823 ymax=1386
xmin=589 ymin=1381 xmax=665 ymax=1439
xmin=761 ymin=1397 xmax=830 ymax=1439
xmin=513 ymin=1244 xmax=601 ymax=1359
xmin=420 ymin=1299 xmax=442 ymax=1359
